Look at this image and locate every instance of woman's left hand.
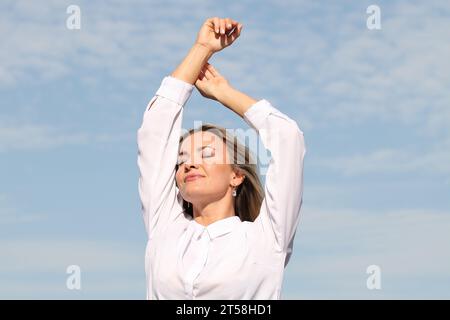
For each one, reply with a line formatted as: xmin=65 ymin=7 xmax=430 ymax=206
xmin=195 ymin=17 xmax=243 ymax=53
xmin=195 ymin=62 xmax=231 ymax=101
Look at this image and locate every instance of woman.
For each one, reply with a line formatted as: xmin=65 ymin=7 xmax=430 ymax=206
xmin=137 ymin=17 xmax=306 ymax=299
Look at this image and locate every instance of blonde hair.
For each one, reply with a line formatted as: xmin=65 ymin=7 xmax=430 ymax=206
xmin=176 ymin=123 xmax=264 ymax=222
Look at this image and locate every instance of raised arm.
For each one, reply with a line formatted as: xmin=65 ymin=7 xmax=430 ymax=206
xmin=137 ymin=18 xmax=243 ymax=238
xmin=243 ymin=100 xmax=306 ymax=254
xmin=172 ymin=17 xmax=242 ymax=84
xmin=195 ymin=62 xmax=256 ymax=116
xmin=195 ymin=63 xmax=306 ymax=254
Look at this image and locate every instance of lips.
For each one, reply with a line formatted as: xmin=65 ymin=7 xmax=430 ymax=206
xmin=185 ymin=174 xmax=204 ymax=182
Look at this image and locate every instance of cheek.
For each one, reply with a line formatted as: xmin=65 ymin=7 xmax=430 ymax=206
xmin=175 ymin=169 xmax=183 ymax=186
xmin=213 ymin=149 xmax=230 ymax=165
xmin=205 ymin=164 xmax=231 ymax=185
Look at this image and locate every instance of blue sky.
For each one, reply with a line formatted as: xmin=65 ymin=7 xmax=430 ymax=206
xmin=1 ymin=0 xmax=449 ymax=299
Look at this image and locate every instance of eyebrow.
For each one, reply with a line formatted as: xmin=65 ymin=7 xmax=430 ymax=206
xmin=178 ymin=145 xmax=215 ymax=156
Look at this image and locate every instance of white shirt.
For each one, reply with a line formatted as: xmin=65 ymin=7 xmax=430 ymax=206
xmin=137 ymin=76 xmax=306 ymax=300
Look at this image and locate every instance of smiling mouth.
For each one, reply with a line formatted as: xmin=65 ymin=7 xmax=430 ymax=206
xmin=185 ymin=175 xmax=204 ymax=182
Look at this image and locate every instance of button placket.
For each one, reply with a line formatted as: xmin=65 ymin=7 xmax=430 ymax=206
xmin=183 ymin=225 xmax=210 ymax=297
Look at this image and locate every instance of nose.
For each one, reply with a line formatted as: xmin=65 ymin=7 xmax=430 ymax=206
xmin=183 ymin=154 xmax=201 ymax=167
xmin=184 ymin=162 xmax=199 ymax=171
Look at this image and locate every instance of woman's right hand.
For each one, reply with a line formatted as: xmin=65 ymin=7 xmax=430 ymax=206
xmin=195 ymin=62 xmax=231 ymax=101
xmin=195 ymin=17 xmax=243 ymax=53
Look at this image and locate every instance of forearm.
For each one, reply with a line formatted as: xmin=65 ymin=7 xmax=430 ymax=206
xmin=217 ymin=86 xmax=258 ymax=118
xmin=171 ymin=43 xmax=213 ymax=85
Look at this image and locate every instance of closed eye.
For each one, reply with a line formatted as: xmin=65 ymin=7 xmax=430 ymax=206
xmin=203 ymin=149 xmax=214 ymax=158
xmin=176 ymin=149 xmax=214 ymax=166
xmin=177 ymin=146 xmax=215 ymax=168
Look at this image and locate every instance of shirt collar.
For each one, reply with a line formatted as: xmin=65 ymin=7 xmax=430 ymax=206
xmin=192 ymin=216 xmax=241 ymax=240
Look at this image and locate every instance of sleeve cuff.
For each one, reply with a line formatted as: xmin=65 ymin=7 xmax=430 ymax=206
xmin=243 ymin=99 xmax=283 ymax=130
xmin=155 ymin=76 xmax=194 ymax=106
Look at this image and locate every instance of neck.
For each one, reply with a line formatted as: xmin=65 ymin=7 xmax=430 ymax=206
xmin=192 ymin=194 xmax=235 ymax=226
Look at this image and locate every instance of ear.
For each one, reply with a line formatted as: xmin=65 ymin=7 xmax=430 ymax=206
xmin=230 ymin=167 xmax=246 ymax=187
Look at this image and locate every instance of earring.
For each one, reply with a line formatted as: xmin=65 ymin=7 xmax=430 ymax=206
xmin=187 ymin=202 xmax=191 ymax=208
xmin=232 ymin=188 xmax=237 ymax=197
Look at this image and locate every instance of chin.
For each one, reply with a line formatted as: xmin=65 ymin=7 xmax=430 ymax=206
xmin=181 ymin=186 xmax=202 ymax=197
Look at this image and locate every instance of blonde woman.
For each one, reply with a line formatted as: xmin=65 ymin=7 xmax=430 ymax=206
xmin=137 ymin=17 xmax=306 ymax=299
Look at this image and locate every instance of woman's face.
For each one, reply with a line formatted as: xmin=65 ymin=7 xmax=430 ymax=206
xmin=176 ymin=131 xmax=235 ymax=204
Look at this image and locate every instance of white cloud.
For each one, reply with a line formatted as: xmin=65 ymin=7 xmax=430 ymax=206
xmin=210 ymin=1 xmax=450 ymax=140
xmin=0 ymin=194 xmax=47 ymax=225
xmin=0 ymin=124 xmax=87 ymax=151
xmin=0 ymin=212 xmax=47 ymax=225
xmin=311 ymin=145 xmax=450 ymax=176
xmin=0 ymin=0 xmax=211 ymax=87
xmin=299 ymin=1 xmax=450 ymax=137
xmin=0 ymin=279 xmax=144 ymax=299
xmin=2 ymin=0 xmax=449 ymax=138
xmin=2 ymin=0 xmax=450 ymax=300
xmin=0 ymin=122 xmax=133 ymax=152
xmin=283 ymin=205 xmax=450 ymax=299
xmin=0 ymin=239 xmax=142 ymax=273
xmin=0 ymin=238 xmax=145 ymax=299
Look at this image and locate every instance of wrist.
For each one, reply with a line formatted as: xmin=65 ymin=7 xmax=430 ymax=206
xmin=194 ymin=42 xmax=215 ymax=55
xmin=215 ymin=84 xmax=235 ymax=104
xmin=216 ymin=85 xmax=257 ymax=117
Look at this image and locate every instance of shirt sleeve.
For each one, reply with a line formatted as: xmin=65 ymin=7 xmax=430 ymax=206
xmin=243 ymin=99 xmax=306 ymax=253
xmin=137 ymin=75 xmax=194 ymax=238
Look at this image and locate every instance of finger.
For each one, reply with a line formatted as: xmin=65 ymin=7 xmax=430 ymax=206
xmin=226 ymin=21 xmax=238 ymax=37
xmin=236 ymin=23 xmax=243 ymax=37
xmin=205 ymin=67 xmax=215 ymax=79
xmin=195 ymin=78 xmax=204 ymax=89
xmin=199 ymin=67 xmax=209 ymax=80
xmin=201 ymin=67 xmax=212 ymax=80
xmin=225 ymin=18 xmax=233 ymax=31
xmin=206 ymin=63 xmax=220 ymax=77
xmin=225 ymin=25 xmax=239 ymax=42
xmin=228 ymin=22 xmax=242 ymax=38
xmin=203 ymin=66 xmax=214 ymax=79
xmin=229 ymin=19 xmax=239 ymax=27
xmin=200 ymin=64 xmax=209 ymax=76
xmin=213 ymin=17 xmax=220 ymax=34
xmin=220 ymin=19 xmax=226 ymax=35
